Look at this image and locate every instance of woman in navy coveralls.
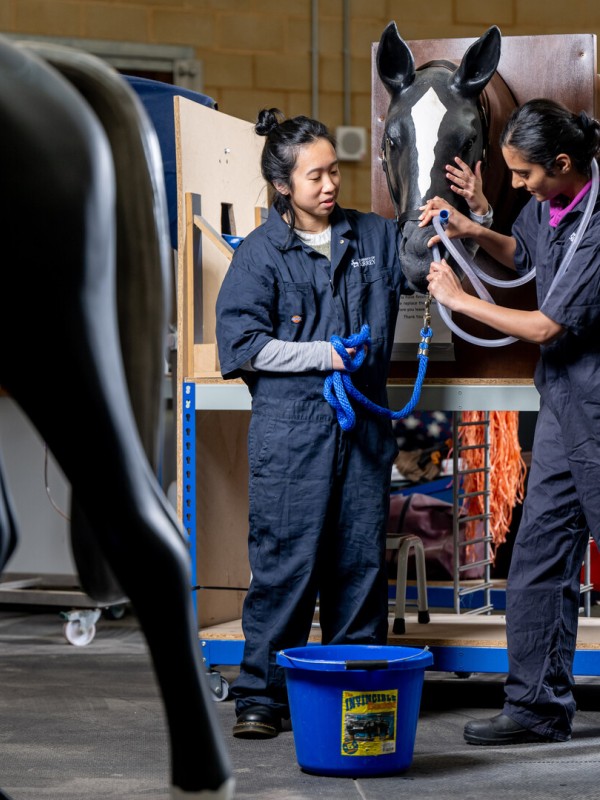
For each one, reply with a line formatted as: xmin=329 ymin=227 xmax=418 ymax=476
xmin=216 ymin=110 xmax=415 ymax=739
xmin=423 ymin=98 xmax=600 ymax=746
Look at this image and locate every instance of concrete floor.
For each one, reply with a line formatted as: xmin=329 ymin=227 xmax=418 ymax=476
xmin=1 ymin=605 xmax=600 ymax=800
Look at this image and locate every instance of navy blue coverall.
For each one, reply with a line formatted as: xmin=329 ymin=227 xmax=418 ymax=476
xmin=216 ymin=204 xmax=410 ymax=716
xmin=502 ymin=190 xmax=600 ymax=740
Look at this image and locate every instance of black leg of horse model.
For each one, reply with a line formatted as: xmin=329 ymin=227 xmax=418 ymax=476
xmin=0 ymin=37 xmax=233 ymax=799
xmin=0 ymin=453 xmax=18 ymax=573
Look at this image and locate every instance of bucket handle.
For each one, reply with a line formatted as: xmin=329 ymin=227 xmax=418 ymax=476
xmin=278 ymin=646 xmax=430 ymax=669
xmin=345 ymin=659 xmax=388 ymax=671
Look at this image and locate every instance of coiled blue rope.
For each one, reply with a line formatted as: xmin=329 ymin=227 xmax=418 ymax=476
xmin=323 ymin=322 xmax=432 ymax=431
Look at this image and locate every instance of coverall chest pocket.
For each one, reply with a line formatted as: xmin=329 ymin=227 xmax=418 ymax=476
xmin=350 ymin=264 xmax=394 ymax=341
xmin=278 ymin=281 xmax=315 ymax=338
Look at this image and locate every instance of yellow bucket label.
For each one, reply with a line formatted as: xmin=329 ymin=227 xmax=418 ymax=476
xmin=341 ymin=689 xmax=398 ymax=756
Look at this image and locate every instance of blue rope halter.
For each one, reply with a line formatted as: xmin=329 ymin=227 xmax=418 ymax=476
xmin=323 ymin=297 xmax=433 ymax=431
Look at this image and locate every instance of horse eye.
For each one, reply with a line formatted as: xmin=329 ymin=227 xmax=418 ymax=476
xmin=463 ymin=139 xmax=474 ymax=153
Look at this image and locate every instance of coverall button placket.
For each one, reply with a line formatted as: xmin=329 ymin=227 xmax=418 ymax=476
xmin=329 ymin=232 xmax=351 ymax=332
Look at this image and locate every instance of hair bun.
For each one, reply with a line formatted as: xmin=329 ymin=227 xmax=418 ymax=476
xmin=255 ymin=108 xmax=284 ymax=137
xmin=578 ymin=111 xmax=593 ymax=130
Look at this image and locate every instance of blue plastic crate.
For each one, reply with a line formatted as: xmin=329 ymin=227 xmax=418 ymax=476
xmin=392 ymin=476 xmax=454 ymax=505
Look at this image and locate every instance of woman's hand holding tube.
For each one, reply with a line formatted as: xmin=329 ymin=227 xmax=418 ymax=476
xmin=419 ymin=198 xmax=516 ymax=268
xmin=426 ymin=259 xmax=466 ymax=311
xmin=418 ymin=199 xmax=478 ymax=248
xmin=427 ymin=258 xmax=564 ymax=344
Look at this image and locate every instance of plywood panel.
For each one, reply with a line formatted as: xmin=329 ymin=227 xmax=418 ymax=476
xmin=175 ymin=98 xmax=268 ymax=356
xmin=174 ymin=100 xmax=268 ymax=626
xmin=195 ymin=410 xmax=250 ymax=627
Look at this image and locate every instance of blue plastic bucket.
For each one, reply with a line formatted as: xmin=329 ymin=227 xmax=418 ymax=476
xmin=276 ymin=644 xmax=433 ymax=777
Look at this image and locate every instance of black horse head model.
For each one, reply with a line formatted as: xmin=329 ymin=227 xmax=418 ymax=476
xmin=376 ymin=22 xmax=502 ymax=292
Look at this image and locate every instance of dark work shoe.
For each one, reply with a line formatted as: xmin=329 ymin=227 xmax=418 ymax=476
xmin=464 ymin=713 xmax=552 ymax=745
xmin=232 ymin=705 xmax=282 ymax=739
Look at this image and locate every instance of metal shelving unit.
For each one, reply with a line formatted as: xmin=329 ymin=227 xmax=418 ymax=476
xmin=187 ymin=381 xmax=600 ymax=674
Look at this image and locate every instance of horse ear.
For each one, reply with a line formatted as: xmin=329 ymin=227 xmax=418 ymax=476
xmin=376 ymin=20 xmax=416 ymax=96
xmin=451 ymin=25 xmax=502 ymax=98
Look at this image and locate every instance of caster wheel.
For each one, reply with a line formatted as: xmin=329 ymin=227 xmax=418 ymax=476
xmin=63 ymin=619 xmax=96 ymax=646
xmin=213 ymin=677 xmax=230 ymax=702
xmin=103 ymin=603 xmax=127 ymax=620
xmin=207 ymin=670 xmax=230 ymax=701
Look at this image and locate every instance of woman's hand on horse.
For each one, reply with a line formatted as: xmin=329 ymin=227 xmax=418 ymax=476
xmin=426 ymin=259 xmax=464 ymax=310
xmin=446 ymin=157 xmax=489 ymax=217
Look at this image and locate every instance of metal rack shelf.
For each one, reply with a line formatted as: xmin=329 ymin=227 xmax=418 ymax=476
xmin=184 ymin=380 xmax=600 ymax=676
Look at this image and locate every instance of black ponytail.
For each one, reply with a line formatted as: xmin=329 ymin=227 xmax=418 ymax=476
xmin=500 ymin=98 xmax=600 ymax=177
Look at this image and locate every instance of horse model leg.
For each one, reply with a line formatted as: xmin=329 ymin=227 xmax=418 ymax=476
xmin=0 ymin=451 xmax=18 ymax=573
xmin=18 ymin=38 xmax=180 ymax=609
xmin=0 ymin=37 xmax=234 ymax=799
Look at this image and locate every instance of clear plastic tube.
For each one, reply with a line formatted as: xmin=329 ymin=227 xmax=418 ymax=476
xmin=430 ymin=159 xmax=599 ymax=347
xmin=433 ymin=214 xmax=506 ymax=302
xmin=432 ymin=211 xmax=517 ymax=346
xmin=451 ymin=236 xmax=535 ymax=289
xmin=436 ymin=302 xmax=517 ymax=347
xmin=544 ymin=157 xmax=599 ymax=303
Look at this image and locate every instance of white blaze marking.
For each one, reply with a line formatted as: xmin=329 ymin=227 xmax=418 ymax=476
xmin=412 ymin=87 xmax=447 ymax=199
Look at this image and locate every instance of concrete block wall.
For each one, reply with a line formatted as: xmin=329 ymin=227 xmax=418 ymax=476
xmin=2 ymin=0 xmax=599 ymax=211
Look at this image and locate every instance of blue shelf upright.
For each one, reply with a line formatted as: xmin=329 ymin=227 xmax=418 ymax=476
xmin=182 ymin=381 xmax=197 ymax=615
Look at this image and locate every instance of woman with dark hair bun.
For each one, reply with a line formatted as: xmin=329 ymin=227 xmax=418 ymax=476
xmin=216 ymin=108 xmax=411 ymax=740
xmin=421 ymin=98 xmax=600 ymax=747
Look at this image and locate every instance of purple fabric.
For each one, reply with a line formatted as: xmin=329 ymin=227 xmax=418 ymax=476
xmin=387 ymin=492 xmax=484 ymax=579
xmin=548 ymin=180 xmax=591 ymax=228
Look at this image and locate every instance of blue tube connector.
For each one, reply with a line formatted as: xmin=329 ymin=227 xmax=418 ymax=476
xmin=432 ymin=208 xmax=449 ymax=262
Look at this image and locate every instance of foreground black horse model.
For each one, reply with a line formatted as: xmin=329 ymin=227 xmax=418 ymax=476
xmin=0 ymin=36 xmax=233 ymax=799
xmin=376 ymin=22 xmax=519 ymax=292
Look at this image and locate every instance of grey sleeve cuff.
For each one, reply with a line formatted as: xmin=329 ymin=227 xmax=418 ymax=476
xmin=241 ymin=340 xmax=333 ymax=372
xmin=469 ymin=205 xmax=494 ymax=228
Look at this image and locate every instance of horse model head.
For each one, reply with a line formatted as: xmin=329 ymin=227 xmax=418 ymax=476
xmin=376 ymin=23 xmax=502 ymax=292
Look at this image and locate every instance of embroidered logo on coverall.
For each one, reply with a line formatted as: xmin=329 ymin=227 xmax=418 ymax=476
xmin=350 ymin=256 xmax=376 ymax=268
